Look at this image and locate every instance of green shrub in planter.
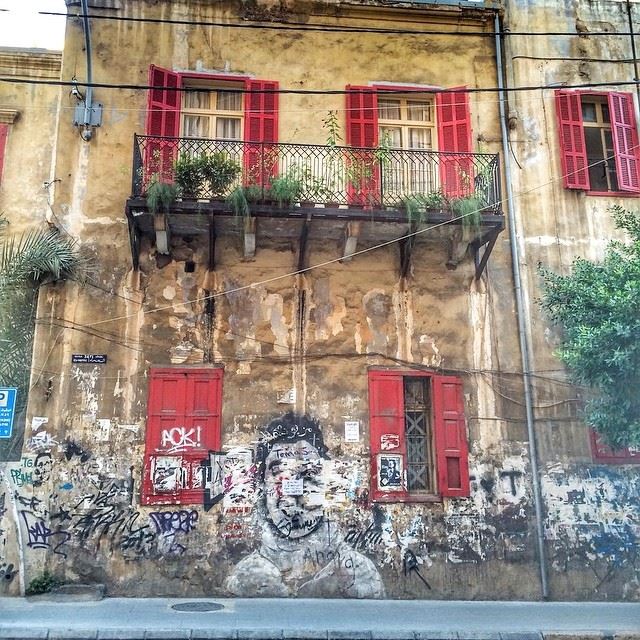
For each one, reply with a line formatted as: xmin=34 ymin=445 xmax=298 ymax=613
xmin=201 ymin=152 xmax=241 ymax=197
xmin=270 ymin=172 xmax=303 ymax=208
xmin=174 ymin=154 xmax=205 ymax=199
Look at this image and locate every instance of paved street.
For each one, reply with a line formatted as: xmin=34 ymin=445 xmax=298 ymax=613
xmin=1 ymin=597 xmax=640 ymax=639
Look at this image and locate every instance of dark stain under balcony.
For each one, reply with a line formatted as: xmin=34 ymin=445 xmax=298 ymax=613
xmin=125 ymin=135 xmax=505 ymax=279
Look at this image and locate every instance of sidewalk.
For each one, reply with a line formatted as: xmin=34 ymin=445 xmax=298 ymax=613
xmin=1 ymin=596 xmax=640 ymax=640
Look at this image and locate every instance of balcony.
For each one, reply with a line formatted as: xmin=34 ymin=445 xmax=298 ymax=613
xmin=125 ymin=135 xmax=504 ymax=277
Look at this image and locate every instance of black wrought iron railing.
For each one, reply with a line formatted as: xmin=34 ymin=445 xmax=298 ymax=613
xmin=131 ymin=134 xmax=502 ymax=214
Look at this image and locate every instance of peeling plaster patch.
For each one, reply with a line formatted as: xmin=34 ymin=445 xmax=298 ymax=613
xmin=363 ymin=290 xmax=392 ymax=354
xmin=468 ymin=280 xmax=499 ymax=449
xmin=162 ymin=286 xmax=177 ymax=300
xmin=67 ymin=144 xmax=91 ymax=235
xmin=113 ymin=371 xmax=124 ymax=398
xmin=542 ymin=465 xmax=640 ymax=572
xmin=262 ymin=293 xmax=290 ymax=356
xmin=392 ymin=286 xmax=413 ymax=361
xmin=170 ymin=340 xmax=204 ymax=365
xmin=354 ymin=321 xmax=363 ymax=354
xmin=71 ymin=366 xmax=100 ymax=421
xmin=418 ymin=334 xmax=442 ymax=367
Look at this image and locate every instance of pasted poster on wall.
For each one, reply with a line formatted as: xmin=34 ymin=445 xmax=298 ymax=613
xmin=377 ymin=454 xmax=403 ymax=491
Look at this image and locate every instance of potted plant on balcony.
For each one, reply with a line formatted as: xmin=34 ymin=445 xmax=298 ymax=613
xmin=270 ymin=169 xmax=303 ymax=208
xmin=200 ymin=152 xmax=241 ymax=198
xmin=174 ymin=154 xmax=205 ymax=199
xmin=227 ymin=184 xmax=268 ymax=218
xmin=451 ymin=193 xmax=487 ymax=241
xmin=146 ymin=175 xmax=180 ymax=214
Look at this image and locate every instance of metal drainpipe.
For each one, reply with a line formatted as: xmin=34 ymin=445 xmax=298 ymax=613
xmin=626 ymin=0 xmax=640 ymax=111
xmin=493 ymin=12 xmax=549 ymax=600
xmin=80 ymin=0 xmax=94 ymax=141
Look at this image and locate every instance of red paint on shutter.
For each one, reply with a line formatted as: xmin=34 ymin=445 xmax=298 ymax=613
xmin=244 ymin=80 xmax=279 ymax=186
xmin=554 ymin=90 xmax=590 ymax=190
xmin=436 ymin=88 xmax=473 ymax=198
xmin=142 ymin=367 xmax=223 ymax=505
xmin=346 ymin=86 xmax=380 ymax=206
xmin=145 ymin=65 xmax=181 ymax=187
xmin=432 ymin=376 xmax=470 ymax=497
xmin=368 ymin=371 xmax=409 ymax=502
xmin=0 ymin=124 xmax=8 ymax=184
xmin=609 ymin=92 xmax=640 ymax=193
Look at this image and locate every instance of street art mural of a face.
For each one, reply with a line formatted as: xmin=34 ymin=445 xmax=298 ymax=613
xmin=32 ymin=452 xmax=53 ymax=487
xmin=224 ymin=413 xmax=385 ymax=598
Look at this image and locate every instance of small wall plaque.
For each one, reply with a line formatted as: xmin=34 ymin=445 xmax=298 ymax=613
xmin=72 ymin=354 xmax=107 ymax=364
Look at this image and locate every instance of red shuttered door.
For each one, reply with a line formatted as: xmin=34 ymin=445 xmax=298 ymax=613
xmin=609 ymin=92 xmax=640 ymax=193
xmin=142 ymin=367 xmax=223 ymax=505
xmin=368 ymin=371 xmax=409 ymax=502
xmin=432 ymin=376 xmax=470 ymax=497
xmin=555 ymin=90 xmax=590 ymax=190
xmin=146 ymin=65 xmax=182 ymax=186
xmin=436 ymin=88 xmax=473 ymax=198
xmin=346 ymin=86 xmax=380 ymax=206
xmin=244 ymin=79 xmax=279 ymax=186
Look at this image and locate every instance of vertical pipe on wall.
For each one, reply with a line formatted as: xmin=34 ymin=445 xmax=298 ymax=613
xmin=626 ymin=0 xmax=640 ymax=112
xmin=493 ymin=12 xmax=549 ymax=600
xmin=80 ymin=0 xmax=94 ymax=141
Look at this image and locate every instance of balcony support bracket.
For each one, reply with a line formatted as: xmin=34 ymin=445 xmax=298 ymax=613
xmin=472 ymin=228 xmax=500 ymax=280
xmin=154 ymin=213 xmax=170 ymax=255
xmin=399 ymin=223 xmax=417 ymax=279
xmin=243 ymin=217 xmax=256 ymax=260
xmin=342 ymin=222 xmax=361 ymax=262
xmin=208 ymin=213 xmax=216 ymax=271
xmin=126 ymin=207 xmax=140 ymax=271
xmin=297 ymin=215 xmax=312 ymax=272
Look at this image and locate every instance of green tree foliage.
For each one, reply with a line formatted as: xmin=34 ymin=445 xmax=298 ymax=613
xmin=539 ymin=206 xmax=640 ymax=448
xmin=0 ymin=218 xmax=86 ymax=456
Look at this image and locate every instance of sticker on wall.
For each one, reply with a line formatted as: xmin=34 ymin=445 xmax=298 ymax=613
xmin=31 ymin=416 xmax=48 ymax=431
xmin=377 ymin=454 xmax=403 ymax=491
xmin=380 ymin=434 xmax=400 ymax=450
xmin=282 ymin=478 xmax=304 ymax=495
xmin=344 ymin=421 xmax=360 ymax=442
xmin=277 ymin=388 xmax=296 ymax=404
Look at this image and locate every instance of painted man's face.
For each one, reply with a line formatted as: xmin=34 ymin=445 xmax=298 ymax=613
xmin=33 ymin=453 xmax=52 ymax=486
xmin=263 ymin=439 xmax=325 ymax=539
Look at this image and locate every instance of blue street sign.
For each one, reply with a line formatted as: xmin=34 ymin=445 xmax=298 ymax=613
xmin=0 ymin=388 xmax=17 ymax=438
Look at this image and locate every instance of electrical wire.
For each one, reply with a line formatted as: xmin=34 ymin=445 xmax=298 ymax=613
xmin=40 ymin=10 xmax=640 ymax=39
xmin=1 ymin=75 xmax=639 ymax=97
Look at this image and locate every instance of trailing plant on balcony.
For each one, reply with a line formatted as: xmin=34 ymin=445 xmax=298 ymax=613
xmin=227 ymin=184 xmax=268 ymax=218
xmin=146 ymin=177 xmax=180 ymax=214
xmin=451 ymin=194 xmax=488 ymax=240
xmin=200 ymin=152 xmax=241 ymax=197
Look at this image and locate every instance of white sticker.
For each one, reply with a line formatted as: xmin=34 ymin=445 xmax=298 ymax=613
xmin=344 ymin=421 xmax=360 ymax=442
xmin=31 ymin=416 xmax=49 ymax=431
xmin=282 ymin=478 xmax=304 ymax=496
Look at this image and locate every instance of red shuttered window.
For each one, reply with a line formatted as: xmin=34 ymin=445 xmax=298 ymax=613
xmin=590 ymin=430 xmax=640 ymax=464
xmin=555 ymin=90 xmax=640 ymax=194
xmin=145 ymin=66 xmax=279 ymax=188
xmin=368 ymin=370 xmax=470 ymax=502
xmin=346 ymin=85 xmax=473 ymax=205
xmin=141 ymin=367 xmax=223 ymax=505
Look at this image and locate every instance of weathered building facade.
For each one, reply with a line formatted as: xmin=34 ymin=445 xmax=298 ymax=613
xmin=0 ymin=0 xmax=638 ymax=601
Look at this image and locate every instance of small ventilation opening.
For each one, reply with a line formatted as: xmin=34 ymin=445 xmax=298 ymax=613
xmin=184 ymin=261 xmax=195 ymax=273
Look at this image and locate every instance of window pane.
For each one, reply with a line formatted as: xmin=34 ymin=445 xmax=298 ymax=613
xmin=217 ymin=91 xmax=243 ymax=111
xmin=407 ymin=101 xmax=432 ymax=122
xmin=378 ymin=99 xmax=401 ymax=120
xmin=582 ymin=102 xmax=597 ymax=122
xmin=403 ymin=378 xmax=434 ymax=493
xmin=184 ymin=115 xmax=210 ymax=138
xmin=380 ymin=126 xmax=402 ymax=148
xmin=409 ymin=128 xmax=432 ymax=150
xmin=601 ymin=103 xmax=610 ymax=123
xmin=216 ymin=117 xmax=241 ymax=140
xmin=184 ymin=90 xmax=210 ymax=110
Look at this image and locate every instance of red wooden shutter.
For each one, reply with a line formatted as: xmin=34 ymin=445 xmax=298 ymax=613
xmin=141 ymin=367 xmax=223 ymax=505
xmin=145 ymin=65 xmax=181 ymax=186
xmin=368 ymin=371 xmax=409 ymax=502
xmin=609 ymin=92 xmax=640 ymax=193
xmin=436 ymin=87 xmax=473 ymax=198
xmin=0 ymin=124 xmax=8 ymax=184
xmin=243 ymin=80 xmax=279 ymax=186
xmin=554 ymin=90 xmax=590 ymax=190
xmin=346 ymin=86 xmax=380 ymax=206
xmin=432 ymin=376 xmax=470 ymax=497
